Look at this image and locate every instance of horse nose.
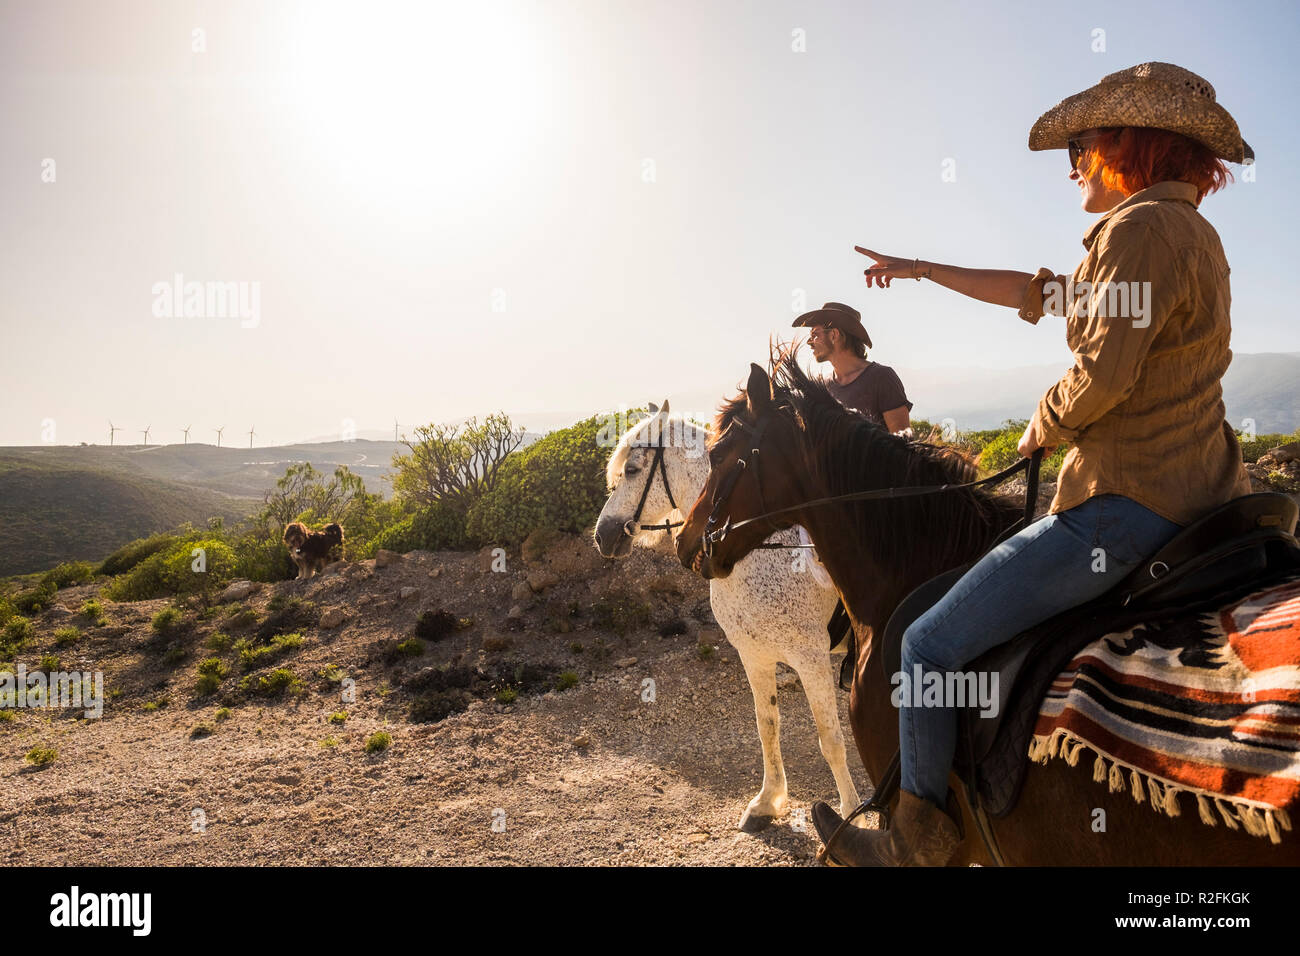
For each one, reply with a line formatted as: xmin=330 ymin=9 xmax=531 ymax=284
xmin=593 ymin=517 xmax=620 ymax=556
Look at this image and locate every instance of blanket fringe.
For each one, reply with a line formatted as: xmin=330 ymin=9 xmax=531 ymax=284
xmin=1029 ymin=730 xmax=1292 ymax=844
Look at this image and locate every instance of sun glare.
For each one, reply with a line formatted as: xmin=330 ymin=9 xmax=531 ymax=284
xmin=281 ymin=2 xmax=544 ymax=212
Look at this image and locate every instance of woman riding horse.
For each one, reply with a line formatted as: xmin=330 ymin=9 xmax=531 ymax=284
xmin=814 ymin=62 xmax=1256 ymax=866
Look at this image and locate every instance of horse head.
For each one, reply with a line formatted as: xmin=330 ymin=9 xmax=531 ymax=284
xmin=594 ymin=400 xmax=709 ymax=558
xmin=675 ymin=363 xmax=815 ymax=579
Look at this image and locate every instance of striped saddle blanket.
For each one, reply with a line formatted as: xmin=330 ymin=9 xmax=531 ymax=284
xmin=1029 ymin=572 xmax=1300 ymax=843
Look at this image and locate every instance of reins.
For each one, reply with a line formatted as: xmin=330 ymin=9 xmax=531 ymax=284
xmin=703 ymin=413 xmax=1043 ymax=555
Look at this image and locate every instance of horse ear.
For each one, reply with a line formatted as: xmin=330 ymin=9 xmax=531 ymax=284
xmin=647 ymin=402 xmax=658 ymax=414
xmin=660 ymin=398 xmax=670 ymax=414
xmin=745 ymin=363 xmax=772 ymax=415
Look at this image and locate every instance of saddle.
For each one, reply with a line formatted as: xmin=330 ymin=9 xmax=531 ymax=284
xmin=874 ymin=492 xmax=1300 ymax=836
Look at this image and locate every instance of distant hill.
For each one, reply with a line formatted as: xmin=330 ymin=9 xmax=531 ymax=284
xmin=0 ymin=463 xmax=257 ymax=577
xmin=0 ymin=434 xmax=544 ymax=578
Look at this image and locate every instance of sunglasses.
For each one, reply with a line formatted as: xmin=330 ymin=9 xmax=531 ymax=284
xmin=1068 ymin=135 xmax=1103 ymax=171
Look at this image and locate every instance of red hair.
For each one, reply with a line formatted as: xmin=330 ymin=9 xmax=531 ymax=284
xmin=1079 ymin=127 xmax=1232 ymax=204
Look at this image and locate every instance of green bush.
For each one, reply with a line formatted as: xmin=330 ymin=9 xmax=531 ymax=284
xmin=976 ymin=421 xmax=1068 ymax=483
xmin=1238 ymin=431 xmax=1298 ymax=464
xmin=1 ymin=617 xmax=33 ymax=660
xmin=79 ymin=599 xmax=105 ymax=624
xmin=237 ymin=632 xmax=304 ymax=671
xmin=367 ymin=501 xmax=471 ymax=555
xmin=45 ymin=561 xmax=96 ymax=590
xmin=465 ymin=415 xmax=609 ymax=545
xmin=365 ymin=731 xmax=392 ymax=754
xmin=14 ymin=578 xmax=56 ymax=615
xmin=151 ymin=605 xmax=185 ymax=637
xmin=99 ymin=531 xmax=183 ymax=577
xmin=53 ymin=626 xmax=81 ymax=647
xmin=104 ymin=536 xmax=236 ymax=601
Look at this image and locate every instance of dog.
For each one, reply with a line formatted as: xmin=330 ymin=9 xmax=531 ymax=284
xmin=282 ymin=521 xmax=344 ymax=579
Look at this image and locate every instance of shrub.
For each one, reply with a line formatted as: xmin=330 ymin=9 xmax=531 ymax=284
xmin=14 ymin=579 xmax=56 ymax=615
xmin=214 ymin=707 xmax=231 ymax=721
xmin=1238 ymin=430 xmax=1297 ymax=464
xmin=976 ymin=421 xmax=1068 ymax=483
xmin=255 ymin=599 xmax=319 ymax=641
xmin=104 ymin=537 xmax=237 ymax=601
xmin=46 ymin=561 xmax=96 ymax=590
xmin=53 ymin=626 xmax=81 ymax=647
xmin=328 ymin=710 xmax=348 ymax=724
xmin=1 ymin=617 xmax=33 ymax=660
xmin=368 ymin=501 xmax=472 ymax=555
xmin=25 ymin=746 xmax=57 ymax=767
xmin=196 ymin=657 xmax=229 ymax=695
xmin=495 ymin=687 xmax=518 ymax=704
xmin=79 ymin=599 xmax=105 ymax=624
xmin=365 ymin=731 xmax=392 ymax=753
xmin=190 ymin=723 xmax=214 ymax=739
xmin=465 ymin=415 xmax=610 ymax=546
xmin=151 ymin=606 xmax=185 ymax=637
xmin=395 ymin=637 xmax=425 ymax=657
xmin=241 ymin=667 xmax=302 ymax=697
xmin=99 ymin=531 xmax=181 ymax=576
xmin=37 ymin=653 xmax=60 ymax=672
xmin=206 ymin=631 xmax=233 ymax=652
xmin=555 ymin=671 xmax=580 ymax=691
xmin=237 ymin=633 xmax=303 ymax=671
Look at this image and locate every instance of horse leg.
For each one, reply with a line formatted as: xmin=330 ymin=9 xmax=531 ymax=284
xmin=789 ymin=650 xmax=863 ymax=824
xmin=734 ymin=642 xmax=788 ymax=832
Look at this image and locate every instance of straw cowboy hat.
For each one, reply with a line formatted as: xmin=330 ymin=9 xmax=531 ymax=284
xmin=792 ymin=301 xmax=872 ymax=349
xmin=1028 ymin=62 xmax=1253 ymax=164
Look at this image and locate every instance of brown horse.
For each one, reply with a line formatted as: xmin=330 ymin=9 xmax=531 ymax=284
xmin=675 ymin=357 xmax=1300 ymax=865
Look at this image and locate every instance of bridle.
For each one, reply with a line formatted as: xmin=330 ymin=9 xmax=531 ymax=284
xmin=621 ymin=429 xmax=684 ymax=538
xmin=702 ymin=412 xmax=1042 ymax=558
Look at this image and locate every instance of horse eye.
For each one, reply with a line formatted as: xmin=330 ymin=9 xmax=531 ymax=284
xmin=624 ymin=463 xmax=640 ymax=476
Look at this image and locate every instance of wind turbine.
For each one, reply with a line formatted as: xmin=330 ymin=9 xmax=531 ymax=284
xmin=248 ymin=425 xmax=256 ymax=449
xmin=108 ymin=421 xmax=122 ymax=446
xmin=394 ymin=418 xmax=399 ymax=442
xmin=214 ymin=426 xmax=225 ymax=448
xmin=182 ymin=425 xmax=191 ymax=444
xmin=140 ymin=425 xmax=151 ymax=447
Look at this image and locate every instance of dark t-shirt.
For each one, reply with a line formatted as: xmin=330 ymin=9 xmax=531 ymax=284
xmin=823 ymin=362 xmax=913 ymax=426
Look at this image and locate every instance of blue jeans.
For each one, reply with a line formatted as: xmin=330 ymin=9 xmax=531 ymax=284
xmin=897 ymin=493 xmax=1184 ymax=805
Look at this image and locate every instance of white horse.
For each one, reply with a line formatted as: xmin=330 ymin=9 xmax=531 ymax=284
xmin=593 ymin=402 xmax=862 ymax=831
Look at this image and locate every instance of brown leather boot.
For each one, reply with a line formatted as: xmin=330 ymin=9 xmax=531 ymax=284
xmin=813 ymin=790 xmax=961 ymax=867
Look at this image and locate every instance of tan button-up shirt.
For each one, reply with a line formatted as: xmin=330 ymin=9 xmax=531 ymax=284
xmin=1017 ymin=180 xmax=1252 ymax=526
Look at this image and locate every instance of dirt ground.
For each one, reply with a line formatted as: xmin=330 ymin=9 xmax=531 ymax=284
xmin=0 ymin=534 xmax=868 ymax=866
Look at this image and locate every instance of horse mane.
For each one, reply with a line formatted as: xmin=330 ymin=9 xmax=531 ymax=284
xmin=716 ymin=351 xmax=1022 ymax=576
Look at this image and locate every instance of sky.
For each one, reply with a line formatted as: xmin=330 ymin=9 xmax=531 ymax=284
xmin=2 ymin=0 xmax=1297 ymax=447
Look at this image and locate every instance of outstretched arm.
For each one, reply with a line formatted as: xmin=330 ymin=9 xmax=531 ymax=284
xmin=855 ymin=247 xmax=1063 ymax=321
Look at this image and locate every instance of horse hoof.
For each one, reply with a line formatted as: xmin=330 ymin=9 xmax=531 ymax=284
xmin=739 ymin=810 xmax=775 ymax=832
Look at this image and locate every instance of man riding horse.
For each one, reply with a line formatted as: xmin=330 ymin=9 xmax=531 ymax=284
xmin=811 ymin=62 xmax=1256 ymax=866
xmin=795 ymin=302 xmax=913 ymax=435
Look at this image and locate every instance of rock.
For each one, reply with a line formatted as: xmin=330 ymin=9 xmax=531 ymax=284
xmin=355 ymin=594 xmax=372 ymax=607
xmin=406 ymin=550 xmax=435 ymax=562
xmin=510 ymin=580 xmax=533 ymax=602
xmin=319 ymin=607 xmax=346 ymax=629
xmin=527 ymin=570 xmax=559 ymax=593
xmin=47 ymin=604 xmax=74 ymax=621
xmin=399 ymin=587 xmax=420 ymax=600
xmin=685 ymin=832 xmax=710 ymax=844
xmin=428 ymin=568 xmax=443 ymax=578
xmin=776 ymin=669 xmax=801 ymax=690
xmin=1267 ymin=441 xmax=1300 ymax=465
xmin=375 ymin=550 xmax=402 ymax=568
xmin=614 ymin=657 xmax=638 ymax=668
xmin=572 ymin=735 xmax=591 ymax=748
xmin=218 ymin=580 xmax=258 ymax=603
xmin=507 ymin=605 xmax=524 ymax=620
